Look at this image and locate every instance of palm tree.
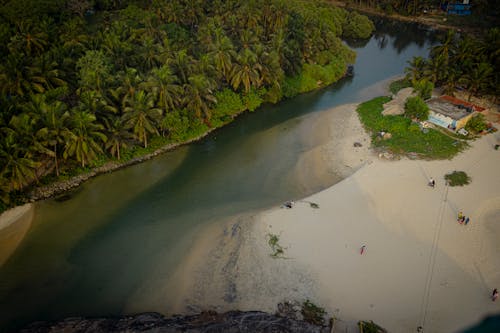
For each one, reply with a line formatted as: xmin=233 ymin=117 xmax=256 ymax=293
xmin=27 ymin=54 xmax=67 ymax=93
xmin=430 ymin=30 xmax=455 ymax=67
xmin=183 ymin=74 xmax=216 ymax=121
xmin=459 ymin=62 xmax=493 ymax=101
xmin=8 ymin=20 xmax=48 ymax=56
xmin=405 ymin=56 xmax=427 ymax=83
xmin=122 ymin=90 xmax=162 ymax=148
xmin=424 ymin=53 xmax=446 ymax=84
xmin=103 ymin=117 xmax=130 ymax=160
xmin=0 ymin=54 xmax=31 ymax=97
xmin=64 ymin=110 xmax=107 ymax=168
xmin=442 ymin=68 xmax=461 ymax=96
xmin=229 ymin=49 xmax=263 ymax=94
xmin=207 ymin=29 xmax=235 ymax=82
xmin=143 ymin=65 xmax=182 ymax=111
xmin=0 ymin=130 xmax=39 ymax=191
xmin=172 ymin=50 xmax=196 ymax=84
xmin=36 ymin=99 xmax=71 ymax=176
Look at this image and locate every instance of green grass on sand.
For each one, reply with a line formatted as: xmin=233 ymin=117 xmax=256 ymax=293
xmin=357 ymin=96 xmax=467 ymax=159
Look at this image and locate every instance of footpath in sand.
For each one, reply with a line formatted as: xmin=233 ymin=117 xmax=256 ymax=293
xmin=166 ymin=102 xmax=500 ymax=332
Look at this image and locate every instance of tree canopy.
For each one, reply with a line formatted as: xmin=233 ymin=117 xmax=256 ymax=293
xmin=0 ymin=0 xmax=373 ymax=208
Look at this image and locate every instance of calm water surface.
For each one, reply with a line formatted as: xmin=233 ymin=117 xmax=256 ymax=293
xmin=0 ymin=20 xmax=438 ymax=331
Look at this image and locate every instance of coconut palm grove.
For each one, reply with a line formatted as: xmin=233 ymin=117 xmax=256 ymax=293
xmin=0 ymin=0 xmax=379 ymax=209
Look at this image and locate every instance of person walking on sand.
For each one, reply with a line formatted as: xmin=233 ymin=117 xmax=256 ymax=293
xmin=429 ymin=177 xmax=435 ymax=188
xmin=465 ymin=217 xmax=470 ymax=225
xmin=457 ymin=211 xmax=464 ymax=223
xmin=493 ymin=288 xmax=499 ymax=301
xmin=360 ymin=245 xmax=366 ymax=255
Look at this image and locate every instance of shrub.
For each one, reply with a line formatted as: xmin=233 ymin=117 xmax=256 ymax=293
xmin=359 ymin=320 xmax=387 ymax=333
xmin=413 ymin=79 xmax=434 ymax=100
xmin=242 ymin=88 xmax=264 ymax=112
xmin=465 ymin=113 xmax=487 ymax=134
xmin=445 ymin=171 xmax=471 ymax=186
xmin=389 ymin=78 xmax=411 ymax=95
xmin=213 ymin=89 xmax=245 ymax=120
xmin=301 ymin=300 xmax=326 ymax=326
xmin=343 ymin=12 xmax=375 ymax=39
xmin=404 ymin=96 xmax=429 ymax=120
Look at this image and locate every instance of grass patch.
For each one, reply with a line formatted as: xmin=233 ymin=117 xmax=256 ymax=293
xmin=357 ymin=97 xmax=467 ymax=159
xmin=389 ymin=78 xmax=411 ymax=95
xmin=268 ymin=233 xmax=285 ymax=258
xmin=358 ymin=320 xmax=387 ymax=333
xmin=445 ymin=171 xmax=471 ymax=186
xmin=301 ymin=300 xmax=326 ymax=326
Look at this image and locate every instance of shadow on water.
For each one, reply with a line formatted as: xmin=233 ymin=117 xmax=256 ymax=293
xmin=0 ymin=19 xmax=438 ymax=332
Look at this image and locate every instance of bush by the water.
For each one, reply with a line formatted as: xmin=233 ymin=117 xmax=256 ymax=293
xmin=445 ymin=171 xmax=471 ymax=186
xmin=404 ymin=96 xmax=429 ymax=121
xmin=465 ymin=114 xmax=488 ymax=134
xmin=357 ymin=97 xmax=466 ymax=159
xmin=343 ymin=11 xmax=375 ymax=39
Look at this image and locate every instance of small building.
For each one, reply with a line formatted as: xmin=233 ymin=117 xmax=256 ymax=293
xmin=441 ymin=1 xmax=472 ymax=16
xmin=426 ymin=95 xmax=484 ymax=130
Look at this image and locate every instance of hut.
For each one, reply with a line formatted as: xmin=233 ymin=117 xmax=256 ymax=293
xmin=426 ymin=95 xmax=484 ymax=130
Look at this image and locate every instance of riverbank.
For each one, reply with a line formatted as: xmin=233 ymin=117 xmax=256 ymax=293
xmin=167 ymin=102 xmax=500 ymax=331
xmin=329 ymin=1 xmax=491 ymax=35
xmin=0 ymin=204 xmax=34 ymax=266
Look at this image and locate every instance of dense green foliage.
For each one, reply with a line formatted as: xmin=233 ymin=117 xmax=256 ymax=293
xmin=405 ymin=29 xmax=499 ymax=100
xmin=0 ymin=0 xmax=373 ymax=207
xmin=389 ymin=78 xmax=411 ymax=95
xmin=465 ymin=113 xmax=487 ymax=134
xmin=343 ymin=11 xmax=375 ymax=39
xmin=404 ymin=96 xmax=429 ymax=120
xmin=444 ymin=170 xmax=471 ymax=186
xmin=358 ymin=320 xmax=387 ymax=333
xmin=357 ymin=97 xmax=466 ymax=159
xmin=412 ymin=78 xmax=433 ymax=100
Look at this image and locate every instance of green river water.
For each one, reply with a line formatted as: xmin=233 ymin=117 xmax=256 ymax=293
xmin=0 ymin=19 xmax=438 ymax=331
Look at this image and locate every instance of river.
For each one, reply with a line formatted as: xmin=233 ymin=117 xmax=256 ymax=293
xmin=0 ymin=19 xmax=438 ymax=331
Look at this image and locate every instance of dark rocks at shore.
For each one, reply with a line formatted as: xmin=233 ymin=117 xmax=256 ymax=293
xmin=20 ymin=311 xmax=330 ymax=333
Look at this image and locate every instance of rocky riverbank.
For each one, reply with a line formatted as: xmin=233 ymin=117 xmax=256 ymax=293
xmin=26 ymin=128 xmax=220 ymax=202
xmin=20 ymin=311 xmax=330 ymax=333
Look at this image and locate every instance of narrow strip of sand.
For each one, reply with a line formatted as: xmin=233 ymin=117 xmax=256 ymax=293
xmin=161 ymin=102 xmax=500 ymax=332
xmin=0 ymin=204 xmax=34 ymax=266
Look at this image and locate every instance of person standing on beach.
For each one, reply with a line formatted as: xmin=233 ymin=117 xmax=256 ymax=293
xmin=360 ymin=245 xmax=366 ymax=255
xmin=429 ymin=177 xmax=435 ymax=188
xmin=457 ymin=211 xmax=464 ymax=223
xmin=493 ymin=288 xmax=499 ymax=301
xmin=465 ymin=217 xmax=470 ymax=225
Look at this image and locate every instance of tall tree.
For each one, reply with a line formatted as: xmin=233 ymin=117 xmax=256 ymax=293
xmin=183 ymin=74 xmax=217 ymax=121
xmin=122 ymin=90 xmax=162 ymax=148
xmin=459 ymin=62 xmax=493 ymax=101
xmin=144 ymin=65 xmax=182 ymax=111
xmin=64 ymin=110 xmax=107 ymax=168
xmin=229 ymin=49 xmax=263 ymax=94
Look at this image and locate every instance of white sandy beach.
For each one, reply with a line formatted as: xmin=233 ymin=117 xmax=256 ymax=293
xmin=166 ymin=103 xmax=500 ymax=332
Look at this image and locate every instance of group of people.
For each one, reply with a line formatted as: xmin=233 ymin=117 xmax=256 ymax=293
xmin=457 ymin=211 xmax=470 ymax=225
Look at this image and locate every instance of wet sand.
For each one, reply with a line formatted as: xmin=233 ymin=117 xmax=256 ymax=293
xmin=164 ymin=103 xmax=500 ymax=332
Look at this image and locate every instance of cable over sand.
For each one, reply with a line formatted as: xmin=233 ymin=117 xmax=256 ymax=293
xmin=140 ymin=103 xmax=500 ymax=332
